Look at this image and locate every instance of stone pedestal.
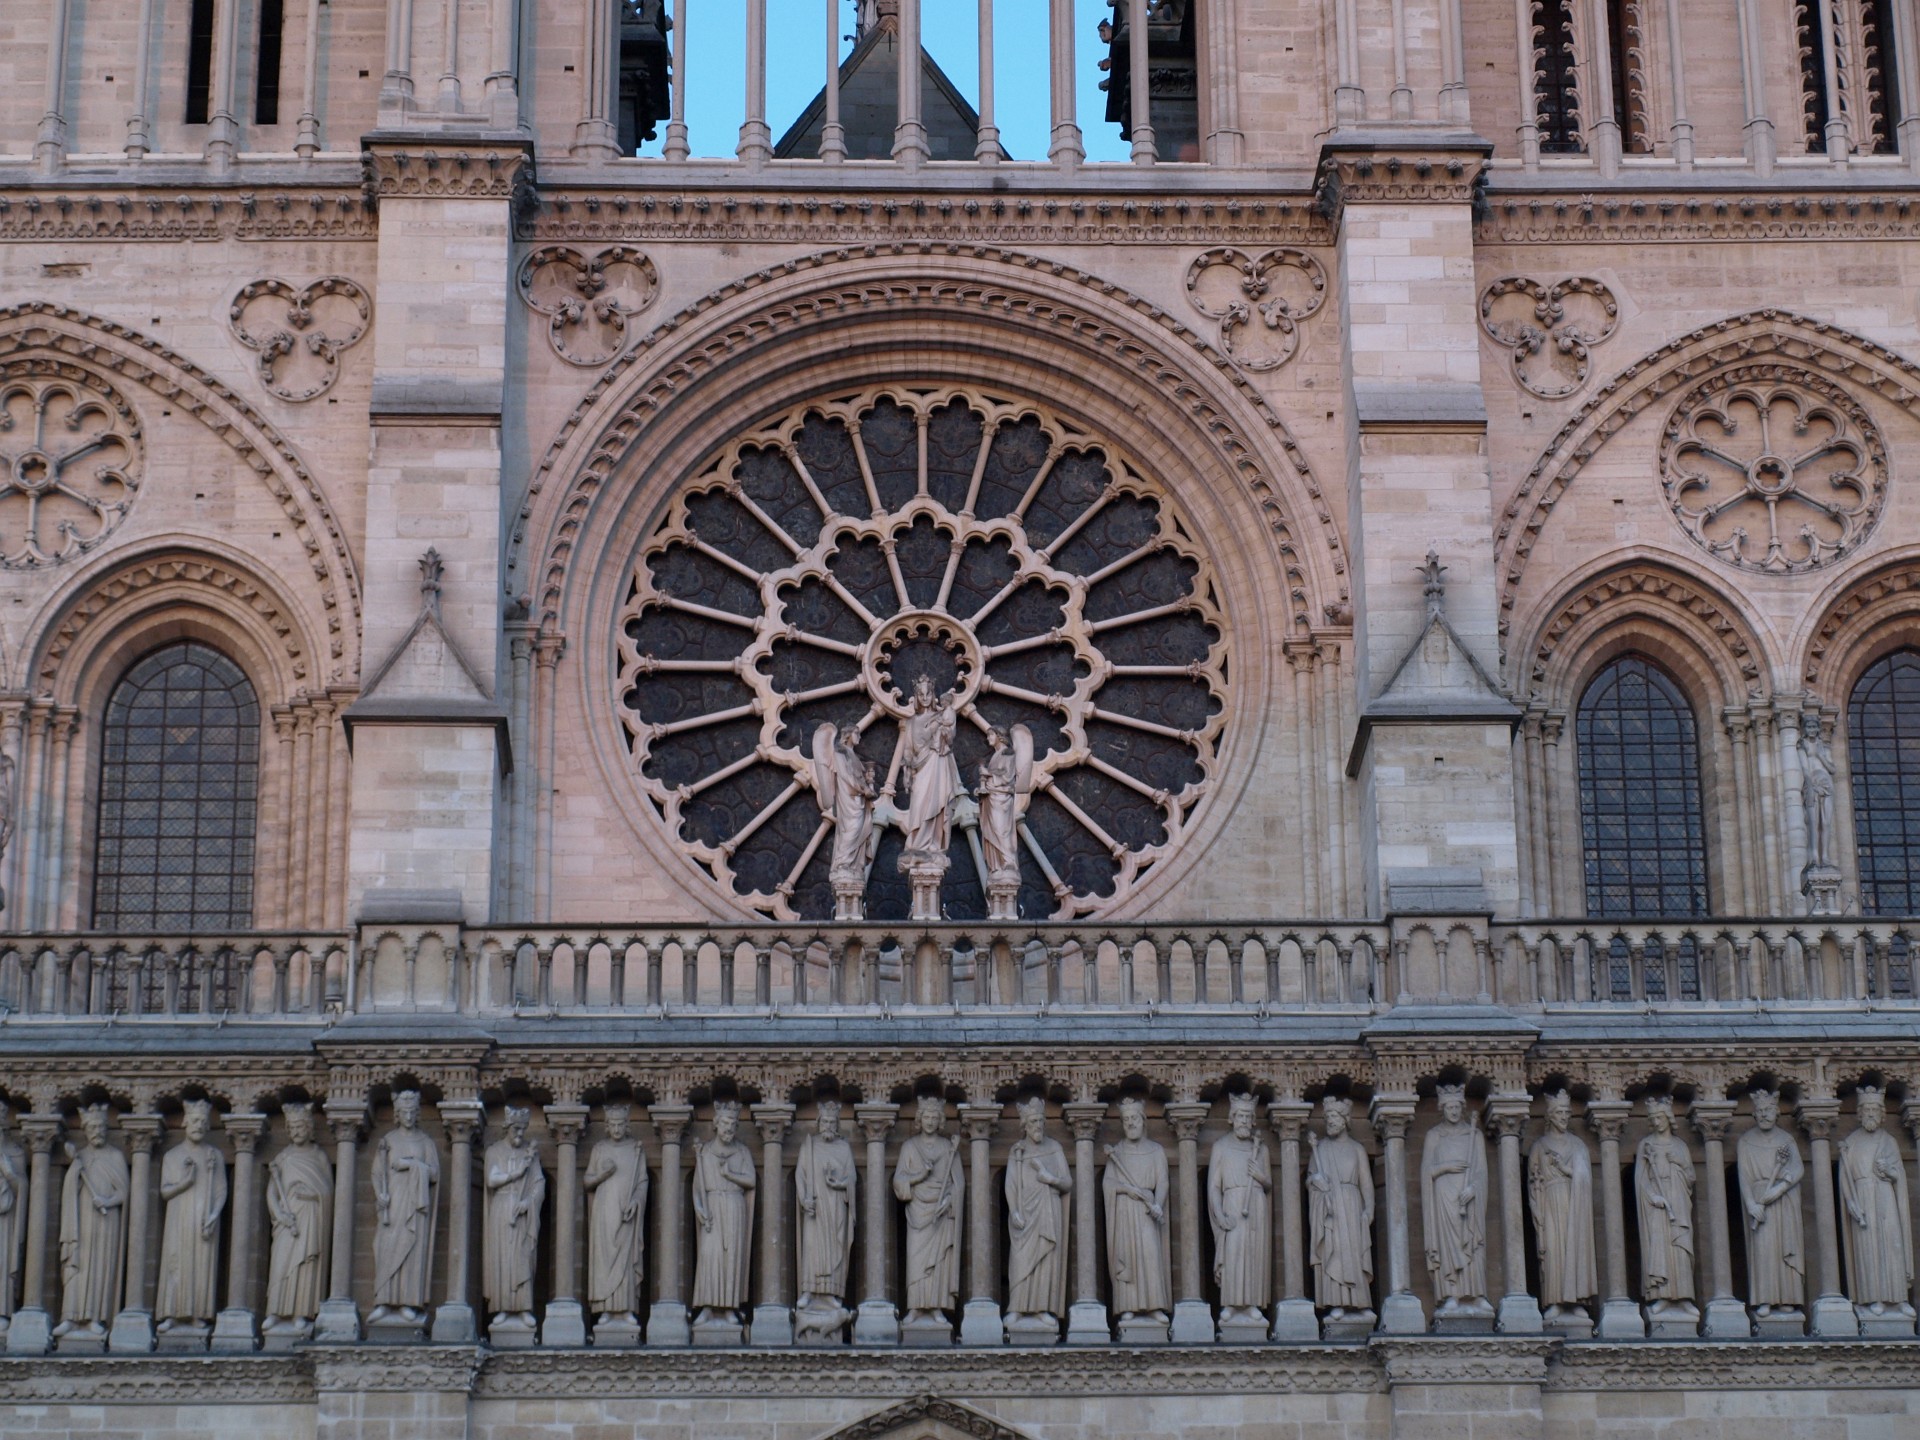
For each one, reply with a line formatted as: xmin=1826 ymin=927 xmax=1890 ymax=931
xmin=487 ymin=1313 xmax=538 ymax=1348
xmin=428 ymin=1301 xmax=475 ymax=1343
xmin=1115 ymin=1312 xmax=1169 ymax=1344
xmin=5 ymin=1309 xmax=50 ymax=1354
xmin=1802 ymin=863 xmax=1842 ymax=916
xmin=902 ymin=852 xmax=947 ymax=923
xmin=986 ymin=879 xmax=1019 ymax=921
xmin=370 ymin=1309 xmax=431 ymax=1344
xmin=1066 ymin=1299 xmax=1110 ymax=1345
xmin=542 ymin=1298 xmax=586 ymax=1347
xmin=691 ymin=1311 xmax=744 ymax=1347
xmin=107 ymin=1308 xmax=154 ymax=1353
xmin=1496 ymin=1292 xmax=1544 ymax=1335
xmin=901 ymin=1311 xmax=955 ymax=1347
xmin=1271 ymin=1296 xmax=1320 ymax=1342
xmin=832 ymin=880 xmax=865 ymax=922
xmin=56 ymin=1325 xmax=108 ymax=1354
xmin=1703 ymin=1297 xmax=1750 ymax=1338
xmin=1598 ymin=1296 xmax=1646 ymax=1339
xmin=1431 ymin=1297 xmax=1496 ymax=1335
xmin=1752 ymin=1307 xmax=1806 ymax=1339
xmin=1171 ymin=1298 xmax=1215 ymax=1343
xmin=1541 ymin=1304 xmax=1593 ymax=1340
xmin=1811 ymin=1293 xmax=1859 ymax=1338
xmin=1379 ymin=1291 xmax=1426 ymax=1334
xmin=960 ymin=1296 xmax=1002 ymax=1346
xmin=591 ymin=1314 xmax=641 ymax=1347
xmin=1322 ymin=1308 xmax=1375 ymax=1341
xmin=852 ymin=1298 xmax=899 ymax=1346
xmin=154 ymin=1320 xmax=211 ymax=1353
xmin=211 ymin=1306 xmax=259 ymax=1352
xmin=1216 ymin=1309 xmax=1268 ymax=1345
xmin=750 ymin=1301 xmax=793 ymax=1346
xmin=1644 ymin=1302 xmax=1700 ymax=1339
xmin=314 ymin=1297 xmax=361 ymax=1344
xmin=1004 ymin=1311 xmax=1060 ymax=1345
xmin=1857 ymin=1303 xmax=1917 ymax=1337
xmin=647 ymin=1300 xmax=690 ymax=1346
xmin=259 ymin=1319 xmax=313 ymax=1353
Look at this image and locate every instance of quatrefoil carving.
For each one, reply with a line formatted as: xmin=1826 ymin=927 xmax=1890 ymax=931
xmin=1184 ymin=247 xmax=1326 ymax=372
xmin=517 ymin=245 xmax=661 ymax=367
xmin=229 ymin=276 xmax=371 ymax=402
xmin=1479 ymin=276 xmax=1619 ymax=399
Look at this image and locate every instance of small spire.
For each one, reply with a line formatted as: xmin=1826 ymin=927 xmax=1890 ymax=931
xmin=418 ymin=548 xmax=445 ymax=612
xmin=1418 ymin=548 xmax=1447 ymax=618
xmin=856 ymin=0 xmax=899 ymax=39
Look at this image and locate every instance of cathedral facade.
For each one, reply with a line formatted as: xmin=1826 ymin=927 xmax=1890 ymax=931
xmin=0 ymin=0 xmax=1919 ymax=1435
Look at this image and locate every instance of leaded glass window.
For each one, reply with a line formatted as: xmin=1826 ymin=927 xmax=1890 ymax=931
xmin=1848 ymin=650 xmax=1920 ymax=915
xmin=1577 ymin=655 xmax=1709 ymax=917
xmin=93 ymin=641 xmax=260 ymax=930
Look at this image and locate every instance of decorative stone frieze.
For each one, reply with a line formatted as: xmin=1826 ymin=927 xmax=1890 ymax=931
xmin=1482 ymin=190 xmax=1920 ymax=244
xmin=1314 ymin=143 xmax=1491 ymax=211
xmin=0 ymin=187 xmax=375 ymax=243
xmin=228 ymin=278 xmax=371 ymax=403
xmin=359 ymin=143 xmax=535 ymax=202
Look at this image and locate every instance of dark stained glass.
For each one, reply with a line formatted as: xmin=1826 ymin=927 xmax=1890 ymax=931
xmin=1577 ymin=655 xmax=1709 ymax=918
xmin=1848 ymin=650 xmax=1920 ymax=916
xmin=93 ymin=642 xmax=260 ymax=931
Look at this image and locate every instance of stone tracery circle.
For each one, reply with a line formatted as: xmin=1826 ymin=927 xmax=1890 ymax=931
xmin=616 ymin=385 xmax=1229 ymax=922
xmin=0 ymin=369 xmax=142 ymax=568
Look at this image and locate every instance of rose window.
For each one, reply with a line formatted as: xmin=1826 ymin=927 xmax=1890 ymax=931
xmin=0 ymin=374 xmax=141 ymax=568
xmin=1660 ymin=370 xmax=1884 ymax=572
xmin=616 ymin=386 xmax=1229 ymax=922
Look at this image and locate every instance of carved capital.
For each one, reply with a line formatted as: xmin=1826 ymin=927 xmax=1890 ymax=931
xmin=361 ymin=140 xmax=535 ymax=200
xmin=854 ymin=1103 xmax=898 ymax=1144
xmin=1062 ymin=1101 xmax=1107 ymax=1143
xmin=1368 ymin=1096 xmax=1415 ymax=1141
xmin=1585 ymin=1099 xmax=1631 ymax=1145
xmin=322 ymin=1100 xmax=367 ymax=1146
xmin=1267 ymin=1099 xmax=1311 ymax=1144
xmin=1689 ymin=1100 xmax=1737 ymax=1145
xmin=1165 ymin=1101 xmax=1210 ymax=1142
xmin=1485 ymin=1096 xmax=1532 ymax=1141
xmin=437 ymin=1098 xmax=484 ymax=1146
xmin=648 ymin=1104 xmax=693 ymax=1145
xmin=1797 ymin=1098 xmax=1842 ymax=1142
xmin=1314 ymin=138 xmax=1490 ymax=211
xmin=118 ymin=1113 xmax=164 ymax=1154
xmin=21 ymin=1115 xmax=63 ymax=1155
xmin=223 ymin=1112 xmax=268 ymax=1154
xmin=542 ymin=1102 xmax=589 ymax=1147
xmin=957 ymin=1102 xmax=1002 ymax=1143
xmin=751 ymin=1103 xmax=795 ymax=1145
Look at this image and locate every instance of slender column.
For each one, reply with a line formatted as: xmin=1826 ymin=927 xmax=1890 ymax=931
xmin=1723 ymin=713 xmax=1761 ymax=915
xmin=647 ymin=1105 xmax=692 ymax=1345
xmin=1513 ymin=0 xmax=1539 ymax=165
xmin=1778 ymin=704 xmax=1810 ymax=913
xmin=1126 ymin=0 xmax=1155 ymax=162
xmin=1586 ymin=0 xmax=1622 ymax=176
xmin=1904 ymin=1102 xmax=1920 ymax=1317
xmin=1439 ymin=0 xmax=1469 ymax=122
xmin=1288 ymin=650 xmax=1323 ymax=916
xmin=1540 ymin=715 xmax=1570 ymax=913
xmin=542 ymin=1103 xmax=588 ymax=1346
xmin=974 ymin=0 xmax=999 ymax=161
xmin=43 ymin=714 xmax=78 ymax=932
xmin=288 ymin=712 xmax=313 ymax=931
xmin=1047 ymin=0 xmax=1084 ymax=167
xmin=207 ymin=0 xmax=246 ymax=167
xmin=893 ymin=0 xmax=930 ymax=168
xmin=1662 ymin=0 xmax=1694 ymax=165
xmin=431 ymin=1101 xmax=480 ymax=1342
xmin=958 ymin=1103 xmax=1001 ymax=1345
xmin=314 ymin=1101 xmax=364 ymax=1341
xmin=1895 ymin=0 xmax=1920 ymax=167
xmin=34 ymin=0 xmax=71 ymax=173
xmin=1063 ymin=1103 xmax=1108 ymax=1344
xmin=1389 ymin=0 xmax=1412 ymax=119
xmin=1203 ymin=0 xmax=1244 ymax=161
xmin=1335 ymin=0 xmax=1365 ymax=124
xmin=750 ymin=1105 xmax=794 ymax=1345
xmin=1800 ymin=1100 xmax=1859 ymax=1336
xmin=820 ymin=0 xmax=846 ymax=162
xmin=439 ymin=0 xmax=464 ymax=111
xmin=739 ymin=0 xmax=772 ymax=165
xmin=211 ymin=1114 xmax=265 ymax=1352
xmin=1751 ymin=708 xmax=1785 ymax=917
xmin=663 ymin=0 xmax=689 ymax=158
xmin=109 ymin=1115 xmax=163 ymax=1353
xmin=1815 ymin=0 xmax=1850 ymax=157
xmin=1371 ymin=1099 xmax=1423 ymax=1333
xmin=1488 ymin=1098 xmax=1543 ymax=1332
xmin=304 ymin=701 xmax=334 ymax=931
xmin=6 ymin=1118 xmax=62 ymax=1352
xmin=296 ymin=0 xmax=324 ymax=156
xmin=1733 ymin=0 xmax=1776 ymax=174
xmin=381 ymin=0 xmax=417 ymax=113
xmin=1269 ymin=1100 xmax=1318 ymax=1340
xmin=127 ymin=0 xmax=160 ymax=158
xmin=1167 ymin=1102 xmax=1212 ymax=1342
xmin=1689 ymin=1101 xmax=1746 ymax=1337
xmin=853 ymin=1104 xmax=899 ymax=1344
xmin=1587 ymin=1101 xmax=1643 ymax=1338
xmin=505 ymin=632 xmax=535 ymax=922
xmin=484 ymin=0 xmax=520 ymax=126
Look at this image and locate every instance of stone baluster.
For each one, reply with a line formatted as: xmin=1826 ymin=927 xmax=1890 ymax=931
xmin=893 ymin=0 xmax=929 ymax=168
xmin=543 ymin=1103 xmax=589 ymax=1346
xmin=1126 ymin=0 xmax=1155 ymax=163
xmin=647 ymin=1105 xmax=693 ymax=1346
xmin=1488 ymin=1097 xmax=1543 ymax=1333
xmin=6 ymin=1116 xmax=62 ymax=1353
xmin=1799 ymin=1099 xmax=1860 ymax=1337
xmin=1166 ymin=1101 xmax=1212 ymax=1342
xmin=1586 ymin=1100 xmax=1643 ymax=1338
xmin=739 ymin=0 xmax=772 ymax=166
xmin=431 ymin=1101 xmax=481 ymax=1343
xmin=1063 ymin=1102 xmax=1108 ymax=1344
xmin=750 ymin=1104 xmax=794 ymax=1345
xmin=853 ymin=1104 xmax=899 ymax=1345
xmin=820 ymin=0 xmax=846 ymax=162
xmin=1689 ymin=1100 xmax=1747 ymax=1337
xmin=314 ymin=1101 xmax=365 ymax=1342
xmin=958 ymin=1102 xmax=1001 ymax=1345
xmin=212 ymin=1113 xmax=266 ymax=1351
xmin=974 ymin=0 xmax=999 ymax=162
xmin=105 ymin=1114 xmax=161 ymax=1353
xmin=1269 ymin=1100 xmax=1318 ymax=1341
xmin=1370 ymin=1098 xmax=1423 ymax=1333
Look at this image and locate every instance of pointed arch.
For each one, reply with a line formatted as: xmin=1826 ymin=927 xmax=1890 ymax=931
xmin=815 ymin=1396 xmax=1044 ymax=1440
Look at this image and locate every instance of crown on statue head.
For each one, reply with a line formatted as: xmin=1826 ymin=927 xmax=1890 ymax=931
xmin=183 ymin=1098 xmax=213 ymax=1124
xmin=505 ymin=1104 xmax=531 ymax=1126
xmin=1227 ymin=1092 xmax=1257 ymax=1119
xmin=1118 ymin=1095 xmax=1148 ymax=1118
xmin=1435 ymin=1083 xmax=1467 ymax=1105
xmin=1856 ymin=1085 xmax=1884 ymax=1108
xmin=1017 ymin=1095 xmax=1047 ymax=1122
xmin=1645 ymin=1094 xmax=1674 ymax=1116
xmin=713 ymin=1099 xmax=741 ymax=1120
xmin=1323 ymin=1095 xmax=1353 ymax=1119
xmin=916 ymin=1093 xmax=944 ymax=1118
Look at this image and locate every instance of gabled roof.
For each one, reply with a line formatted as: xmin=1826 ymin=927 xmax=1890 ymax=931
xmin=775 ymin=25 xmax=998 ymax=161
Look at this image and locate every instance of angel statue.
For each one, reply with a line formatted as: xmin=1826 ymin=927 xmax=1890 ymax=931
xmin=812 ymin=722 xmax=877 ymax=920
xmin=978 ymin=725 xmax=1034 ymax=920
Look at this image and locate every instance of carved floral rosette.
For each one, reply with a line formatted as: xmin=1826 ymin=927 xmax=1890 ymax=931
xmin=616 ymin=385 xmax=1230 ymax=922
xmin=0 ymin=368 xmax=142 ymax=568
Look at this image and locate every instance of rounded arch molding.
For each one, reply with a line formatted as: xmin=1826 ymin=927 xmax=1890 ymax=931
xmin=1495 ymin=309 xmax=1920 ymax=654
xmin=507 ymin=244 xmax=1349 ymax=639
xmin=0 ymin=303 xmax=362 ymax=671
xmin=1801 ymin=551 xmax=1920 ymax=701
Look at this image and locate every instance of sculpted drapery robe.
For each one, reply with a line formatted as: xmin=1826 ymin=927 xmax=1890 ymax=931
xmin=1102 ymin=1138 xmax=1171 ymax=1315
xmin=59 ymin=1142 xmax=128 ymax=1324
xmin=156 ymin=1138 xmax=227 ymax=1322
xmin=1207 ymin=1132 xmax=1272 ymax=1308
xmin=1527 ymin=1129 xmax=1597 ymax=1306
xmin=1635 ymin=1131 xmax=1696 ymax=1301
xmin=794 ymin=1131 xmax=856 ymax=1301
xmin=1307 ymin=1133 xmax=1374 ymax=1310
xmin=585 ymin=1137 xmax=647 ymax=1315
xmin=901 ymin=700 xmax=959 ymax=856
xmin=690 ymin=1137 xmax=756 ymax=1311
xmin=894 ymin=1131 xmax=964 ymax=1311
xmin=1737 ymin=1126 xmax=1806 ymax=1308
xmin=0 ymin=1131 xmax=25 ymax=1316
xmin=371 ymin=1125 xmax=439 ymax=1308
xmin=265 ymin=1142 xmax=332 ymax=1320
xmin=1005 ymin=1133 xmax=1071 ymax=1317
xmin=1420 ymin=1118 xmax=1489 ymax=1303
xmin=1838 ymin=1125 xmax=1913 ymax=1305
xmin=483 ymin=1139 xmax=546 ymax=1314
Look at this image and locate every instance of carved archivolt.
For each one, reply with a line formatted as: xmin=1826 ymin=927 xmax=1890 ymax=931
xmin=1184 ymin=247 xmax=1325 ymax=372
xmin=1526 ymin=565 xmax=1766 ymax=696
xmin=517 ymin=245 xmax=659 ymax=366
xmin=228 ymin=276 xmax=371 ymax=402
xmin=1659 ymin=367 xmax=1884 ymax=572
xmin=619 ymin=385 xmax=1228 ymax=923
xmin=0 ymin=368 xmax=141 ymax=567
xmin=1803 ymin=559 xmax=1920 ymax=689
xmin=1478 ymin=276 xmax=1618 ymax=399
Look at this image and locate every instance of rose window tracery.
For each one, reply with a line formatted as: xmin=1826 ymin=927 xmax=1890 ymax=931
xmin=616 ymin=386 xmax=1229 ymax=922
xmin=1659 ymin=369 xmax=1885 ymax=572
xmin=0 ymin=373 xmax=141 ymax=568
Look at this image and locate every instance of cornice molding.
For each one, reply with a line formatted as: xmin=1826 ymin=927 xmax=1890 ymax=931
xmin=1315 ymin=136 xmax=1493 ymax=211
xmin=360 ymin=140 xmax=536 ymax=202
xmin=0 ymin=1355 xmax=311 ymax=1402
xmin=0 ymin=187 xmax=374 ymax=242
xmin=1482 ymin=189 xmax=1920 ymax=244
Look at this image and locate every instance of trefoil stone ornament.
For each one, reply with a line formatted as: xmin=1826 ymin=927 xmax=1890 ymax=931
xmin=1184 ymin=247 xmax=1327 ymax=371
xmin=517 ymin=245 xmax=660 ymax=367
xmin=1478 ymin=276 xmax=1619 ymax=399
xmin=228 ymin=277 xmax=371 ymax=402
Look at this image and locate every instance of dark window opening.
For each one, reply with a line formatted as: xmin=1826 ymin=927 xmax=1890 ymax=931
xmin=1577 ymin=655 xmax=1710 ymax=918
xmin=1607 ymin=0 xmax=1652 ymax=151
xmin=618 ymin=0 xmax=673 ymax=153
xmin=255 ymin=0 xmax=285 ymax=125
xmin=1800 ymin=0 xmax=1834 ymax=150
xmin=92 ymin=641 xmax=260 ymax=931
xmin=185 ymin=0 xmax=216 ymax=124
xmin=1863 ymin=0 xmax=1902 ymax=152
xmin=1848 ymin=650 xmax=1920 ymax=915
xmin=1533 ymin=0 xmax=1583 ymax=152
xmin=1098 ymin=0 xmax=1200 ymax=162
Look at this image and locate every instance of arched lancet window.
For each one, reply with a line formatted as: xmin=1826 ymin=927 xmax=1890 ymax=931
xmin=93 ymin=641 xmax=261 ymax=931
xmin=1848 ymin=650 xmax=1920 ymax=915
xmin=1576 ymin=654 xmax=1710 ymax=917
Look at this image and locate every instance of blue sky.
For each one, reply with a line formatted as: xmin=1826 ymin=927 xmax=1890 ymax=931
xmin=643 ymin=0 xmax=1132 ymax=162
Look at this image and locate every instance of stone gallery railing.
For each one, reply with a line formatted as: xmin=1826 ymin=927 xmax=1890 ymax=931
xmin=0 ymin=932 xmax=351 ymax=1020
